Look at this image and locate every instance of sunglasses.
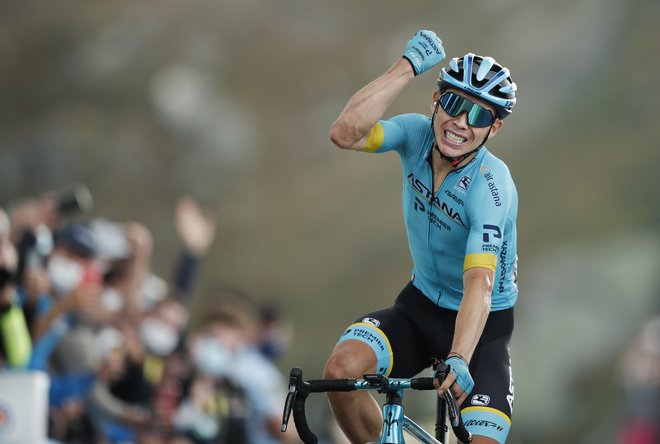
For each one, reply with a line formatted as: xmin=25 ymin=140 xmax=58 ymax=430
xmin=438 ymin=92 xmax=496 ymax=128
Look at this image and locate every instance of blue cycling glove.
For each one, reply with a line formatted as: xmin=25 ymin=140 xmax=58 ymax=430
xmin=445 ymin=356 xmax=474 ymax=395
xmin=402 ymin=30 xmax=445 ymax=76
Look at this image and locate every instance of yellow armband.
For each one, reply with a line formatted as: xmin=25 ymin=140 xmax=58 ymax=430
xmin=364 ymin=122 xmax=384 ymax=152
xmin=463 ymin=253 xmax=497 ymax=273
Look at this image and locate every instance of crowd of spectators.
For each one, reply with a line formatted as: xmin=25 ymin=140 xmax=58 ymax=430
xmin=0 ymin=186 xmax=297 ymax=444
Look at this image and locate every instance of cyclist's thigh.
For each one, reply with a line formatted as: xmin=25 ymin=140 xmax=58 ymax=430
xmin=462 ymin=309 xmax=515 ymax=444
xmin=334 ymin=304 xmax=428 ymax=377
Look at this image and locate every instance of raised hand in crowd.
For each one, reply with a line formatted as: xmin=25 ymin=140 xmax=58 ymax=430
xmin=120 ymin=221 xmax=154 ymax=323
xmin=174 ymin=196 xmax=216 ymax=258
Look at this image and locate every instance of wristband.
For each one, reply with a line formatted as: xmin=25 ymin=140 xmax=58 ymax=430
xmin=447 ymin=351 xmax=468 ymax=363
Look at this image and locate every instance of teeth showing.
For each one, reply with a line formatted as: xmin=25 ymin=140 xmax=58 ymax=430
xmin=445 ymin=131 xmax=466 ymax=144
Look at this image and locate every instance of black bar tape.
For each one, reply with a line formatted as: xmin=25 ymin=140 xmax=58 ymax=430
xmin=410 ymin=377 xmax=436 ymax=390
xmin=307 ymin=379 xmax=357 ymax=392
xmin=293 ymin=396 xmax=318 ymax=444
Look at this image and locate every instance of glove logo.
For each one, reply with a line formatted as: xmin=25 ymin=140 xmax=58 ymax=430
xmin=403 ymin=30 xmax=445 ymax=76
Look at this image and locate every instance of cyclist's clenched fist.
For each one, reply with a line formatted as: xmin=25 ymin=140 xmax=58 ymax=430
xmin=402 ymin=30 xmax=445 ymax=76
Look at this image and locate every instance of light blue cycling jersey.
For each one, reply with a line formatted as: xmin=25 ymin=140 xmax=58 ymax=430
xmin=366 ymin=113 xmax=518 ymax=311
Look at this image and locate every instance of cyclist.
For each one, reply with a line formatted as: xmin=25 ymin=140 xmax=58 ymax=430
xmin=324 ymin=30 xmax=518 ymax=444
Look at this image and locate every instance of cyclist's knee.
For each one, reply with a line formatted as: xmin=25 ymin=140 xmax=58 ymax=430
xmin=324 ymin=340 xmax=376 ymax=379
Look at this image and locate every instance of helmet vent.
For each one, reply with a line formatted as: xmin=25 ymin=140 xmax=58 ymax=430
xmin=476 ymin=57 xmax=496 ymax=82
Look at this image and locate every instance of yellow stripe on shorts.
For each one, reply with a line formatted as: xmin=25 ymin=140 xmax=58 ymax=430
xmin=464 ymin=253 xmax=497 ymax=272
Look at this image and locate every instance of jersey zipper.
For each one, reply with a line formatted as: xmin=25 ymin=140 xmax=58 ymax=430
xmin=428 ymin=160 xmax=445 ymax=305
xmin=428 ymin=158 xmax=460 ymax=306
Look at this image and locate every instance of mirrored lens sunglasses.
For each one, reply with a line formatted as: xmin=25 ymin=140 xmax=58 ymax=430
xmin=438 ymin=92 xmax=496 ymax=128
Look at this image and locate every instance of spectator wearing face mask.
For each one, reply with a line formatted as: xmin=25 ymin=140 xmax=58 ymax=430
xmin=108 ymin=296 xmax=190 ymax=414
xmin=176 ymin=295 xmax=297 ymax=444
xmin=10 ymin=186 xmax=93 ymax=333
xmin=24 ymin=222 xmax=102 ymax=372
xmin=52 ymin=221 xmax=161 ymax=444
xmin=175 ymin=299 xmax=253 ymax=444
xmin=18 ymin=222 xmax=106 ymax=442
xmin=84 ymin=326 xmax=154 ymax=444
xmin=102 ymin=198 xmax=215 ymax=441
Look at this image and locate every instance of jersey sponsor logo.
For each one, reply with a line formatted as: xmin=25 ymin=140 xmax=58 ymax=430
xmin=458 ymin=175 xmax=472 ymax=191
xmin=362 ymin=317 xmax=381 ymax=327
xmin=482 ymin=244 xmax=499 ymax=253
xmin=408 ymin=173 xmax=466 ymax=227
xmin=408 ymin=173 xmax=439 ymax=205
xmin=414 ymin=197 xmax=426 ymax=212
xmin=471 ymin=394 xmax=491 ymax=406
xmin=342 ymin=327 xmax=386 ymax=353
xmin=438 ymin=201 xmax=466 ymax=227
xmin=482 ymin=225 xmax=502 ymax=254
xmin=444 ymin=190 xmax=464 ymax=206
xmin=482 ymin=224 xmax=501 ymax=243
xmin=464 ymin=419 xmax=504 ymax=432
xmin=484 ymin=172 xmax=502 ymax=207
xmin=429 ymin=211 xmax=452 ymax=231
xmin=497 ymin=241 xmax=509 ymax=293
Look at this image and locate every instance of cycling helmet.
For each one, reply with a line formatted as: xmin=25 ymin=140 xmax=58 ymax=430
xmin=437 ymin=53 xmax=517 ymax=119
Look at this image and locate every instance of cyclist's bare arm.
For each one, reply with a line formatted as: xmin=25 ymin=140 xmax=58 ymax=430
xmin=329 ymin=58 xmax=415 ymax=151
xmin=439 ymin=266 xmax=493 ymax=404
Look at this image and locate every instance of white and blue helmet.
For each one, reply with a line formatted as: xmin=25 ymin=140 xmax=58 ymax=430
xmin=438 ymin=53 xmax=517 ymax=119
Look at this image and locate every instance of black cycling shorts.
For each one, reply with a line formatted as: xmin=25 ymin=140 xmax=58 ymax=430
xmin=335 ymin=281 xmax=515 ymax=442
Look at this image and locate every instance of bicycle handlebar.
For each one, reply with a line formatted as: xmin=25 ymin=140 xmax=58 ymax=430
xmin=281 ymin=366 xmax=472 ymax=444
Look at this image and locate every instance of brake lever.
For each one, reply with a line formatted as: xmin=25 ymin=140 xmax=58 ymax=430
xmin=281 ymin=367 xmax=301 ymax=431
xmin=443 ymin=390 xmax=461 ymax=427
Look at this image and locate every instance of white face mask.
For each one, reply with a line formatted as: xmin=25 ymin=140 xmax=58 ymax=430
xmin=193 ymin=336 xmax=234 ymax=378
xmin=100 ymin=287 xmax=125 ymax=313
xmin=47 ymin=255 xmax=84 ymax=296
xmin=140 ymin=317 xmax=179 ymax=356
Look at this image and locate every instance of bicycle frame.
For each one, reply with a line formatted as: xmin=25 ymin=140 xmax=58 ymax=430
xmin=378 ymin=388 xmax=441 ymax=444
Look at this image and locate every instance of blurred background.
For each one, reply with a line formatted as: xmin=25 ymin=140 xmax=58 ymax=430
xmin=1 ymin=0 xmax=659 ymax=443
